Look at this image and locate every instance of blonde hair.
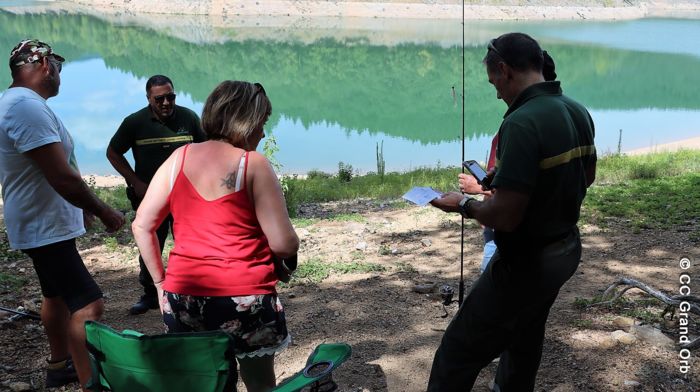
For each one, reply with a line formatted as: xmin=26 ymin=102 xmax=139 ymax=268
xmin=201 ymin=80 xmax=272 ymax=149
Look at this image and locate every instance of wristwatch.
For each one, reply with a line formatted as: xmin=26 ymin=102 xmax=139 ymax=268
xmin=459 ymin=196 xmax=476 ymax=219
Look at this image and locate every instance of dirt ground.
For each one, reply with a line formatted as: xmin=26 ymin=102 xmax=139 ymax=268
xmin=1 ymin=198 xmax=699 ymax=391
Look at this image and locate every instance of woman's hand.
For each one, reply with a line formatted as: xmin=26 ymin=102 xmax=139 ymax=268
xmin=154 ymin=281 xmax=166 ymax=314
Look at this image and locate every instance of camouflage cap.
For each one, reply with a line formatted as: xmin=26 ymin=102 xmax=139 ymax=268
xmin=9 ymin=39 xmax=65 ymax=68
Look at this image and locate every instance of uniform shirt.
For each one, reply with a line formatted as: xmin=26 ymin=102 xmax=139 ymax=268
xmin=491 ymin=81 xmax=596 ymax=253
xmin=0 ymin=87 xmax=84 ymax=249
xmin=109 ymin=105 xmax=205 ymax=184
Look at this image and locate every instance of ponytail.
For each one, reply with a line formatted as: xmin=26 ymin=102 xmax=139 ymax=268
xmin=542 ymin=50 xmax=557 ymax=81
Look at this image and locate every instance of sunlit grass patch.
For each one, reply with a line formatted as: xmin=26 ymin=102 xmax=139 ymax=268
xmin=0 ymin=272 xmax=28 ymax=293
xmin=290 ymin=257 xmax=386 ymax=285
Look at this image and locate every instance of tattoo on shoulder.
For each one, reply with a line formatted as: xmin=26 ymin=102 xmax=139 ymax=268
xmin=221 ymin=173 xmax=237 ymax=189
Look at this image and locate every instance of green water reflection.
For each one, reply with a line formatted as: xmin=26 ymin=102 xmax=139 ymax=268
xmin=1 ymin=11 xmax=699 ymax=146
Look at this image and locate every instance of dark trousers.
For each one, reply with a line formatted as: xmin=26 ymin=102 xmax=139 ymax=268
xmin=128 ymin=186 xmax=173 ymax=298
xmin=427 ymin=229 xmax=582 ymax=392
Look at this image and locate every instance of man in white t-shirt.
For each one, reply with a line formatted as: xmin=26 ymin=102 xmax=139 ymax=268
xmin=0 ymin=39 xmax=125 ymax=391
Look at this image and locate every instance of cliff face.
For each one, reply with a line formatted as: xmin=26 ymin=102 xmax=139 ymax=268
xmin=60 ymin=0 xmax=700 ymax=19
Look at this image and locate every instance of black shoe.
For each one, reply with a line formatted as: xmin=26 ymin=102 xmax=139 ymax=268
xmin=129 ymin=295 xmax=159 ymax=315
xmin=46 ymin=357 xmax=78 ymax=388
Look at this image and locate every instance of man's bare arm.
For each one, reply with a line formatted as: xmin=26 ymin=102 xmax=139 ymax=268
xmin=106 ymin=146 xmax=138 ymax=185
xmin=431 ymin=187 xmax=529 ymax=232
xmin=25 ymin=143 xmax=124 ymax=231
xmin=106 ymin=145 xmax=147 ymax=199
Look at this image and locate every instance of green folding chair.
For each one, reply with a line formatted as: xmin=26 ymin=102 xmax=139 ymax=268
xmin=84 ymin=321 xmax=351 ymax=392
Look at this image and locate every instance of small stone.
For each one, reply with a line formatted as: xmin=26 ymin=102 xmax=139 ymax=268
xmin=597 ymin=336 xmax=617 ymax=349
xmin=412 ymin=282 xmax=437 ymax=294
xmin=355 ymin=242 xmax=367 ymax=251
xmin=22 ymin=300 xmax=38 ymax=313
xmin=333 ymin=311 xmax=340 ymax=317
xmin=612 ymin=316 xmax=635 ymax=330
xmin=18 ymin=268 xmax=25 ymax=273
xmin=623 ymin=380 xmax=641 ymax=387
xmin=391 ymin=248 xmax=399 ymax=255
xmin=287 ymin=293 xmax=296 ymax=299
xmin=420 ymin=238 xmax=432 ymax=247
xmin=611 ymin=330 xmax=637 ymax=345
xmin=630 ymin=324 xmax=674 ymax=349
xmin=9 ymin=382 xmax=31 ymax=392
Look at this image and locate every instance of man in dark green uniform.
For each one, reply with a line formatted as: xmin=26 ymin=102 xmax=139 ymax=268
xmin=429 ymin=33 xmax=596 ymax=391
xmin=107 ymin=75 xmax=205 ymax=315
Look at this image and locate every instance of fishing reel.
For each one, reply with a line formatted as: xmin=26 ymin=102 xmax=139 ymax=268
xmin=439 ymin=284 xmax=458 ymax=318
xmin=439 ymin=284 xmax=456 ymax=306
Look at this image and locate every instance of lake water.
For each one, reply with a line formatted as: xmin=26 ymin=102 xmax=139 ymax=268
xmin=1 ymin=6 xmax=699 ymax=175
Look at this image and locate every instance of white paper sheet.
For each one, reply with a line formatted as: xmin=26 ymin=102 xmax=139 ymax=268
xmin=402 ymin=186 xmax=442 ymax=206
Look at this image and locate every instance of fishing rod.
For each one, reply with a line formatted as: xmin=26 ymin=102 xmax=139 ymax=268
xmin=0 ymin=305 xmax=41 ymax=320
xmin=458 ymin=0 xmax=466 ymax=305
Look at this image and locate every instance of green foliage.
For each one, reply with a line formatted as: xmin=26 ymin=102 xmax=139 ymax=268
xmin=103 ymin=236 xmax=119 ymax=252
xmin=0 ymin=272 xmax=27 ymax=293
xmin=292 ymin=257 xmax=385 ymax=284
xmin=338 ymin=162 xmax=353 ymax=182
xmin=595 ymin=150 xmax=700 ymax=183
xmin=378 ymin=244 xmax=392 ymax=256
xmin=325 ymin=213 xmax=365 ymax=223
xmin=0 ymin=236 xmax=25 ymax=263
xmin=262 ymin=134 xmax=282 ymax=173
xmin=571 ymin=318 xmax=594 ymax=329
xmin=283 ymin=165 xmax=460 ymax=206
xmin=572 ymin=296 xmax=604 ymax=309
xmin=350 ymin=250 xmax=365 ymax=261
xmin=262 ymin=135 xmax=299 ymax=217
xmin=621 ymin=306 xmax=664 ymax=325
xmin=582 ymin=151 xmax=700 ymax=230
xmin=294 ymin=257 xmax=331 ymax=283
xmin=574 ymin=295 xmax=665 ymax=325
xmin=394 ymin=261 xmax=417 ymax=273
xmin=583 ymin=175 xmax=699 ymax=230
xmin=91 ymin=185 xmax=131 ymax=212
xmin=307 ymin=170 xmax=332 ymax=180
xmin=291 ymin=217 xmax=317 ymax=228
xmin=333 ymin=261 xmax=385 ymax=274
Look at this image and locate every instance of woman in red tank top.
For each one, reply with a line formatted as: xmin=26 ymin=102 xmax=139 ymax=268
xmin=133 ymin=81 xmax=299 ymax=392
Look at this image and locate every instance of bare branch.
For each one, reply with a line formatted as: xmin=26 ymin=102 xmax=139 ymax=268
xmin=682 ymin=337 xmax=700 ymax=351
xmin=591 ymin=277 xmax=700 ymax=316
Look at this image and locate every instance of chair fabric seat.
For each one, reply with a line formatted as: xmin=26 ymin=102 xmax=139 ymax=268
xmin=85 ymin=321 xmax=352 ymax=392
xmin=85 ymin=321 xmax=233 ymax=392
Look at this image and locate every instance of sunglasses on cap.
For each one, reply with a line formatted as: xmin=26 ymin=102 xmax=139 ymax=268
xmin=153 ymin=93 xmax=176 ymax=103
xmin=487 ymin=39 xmax=510 ymax=66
